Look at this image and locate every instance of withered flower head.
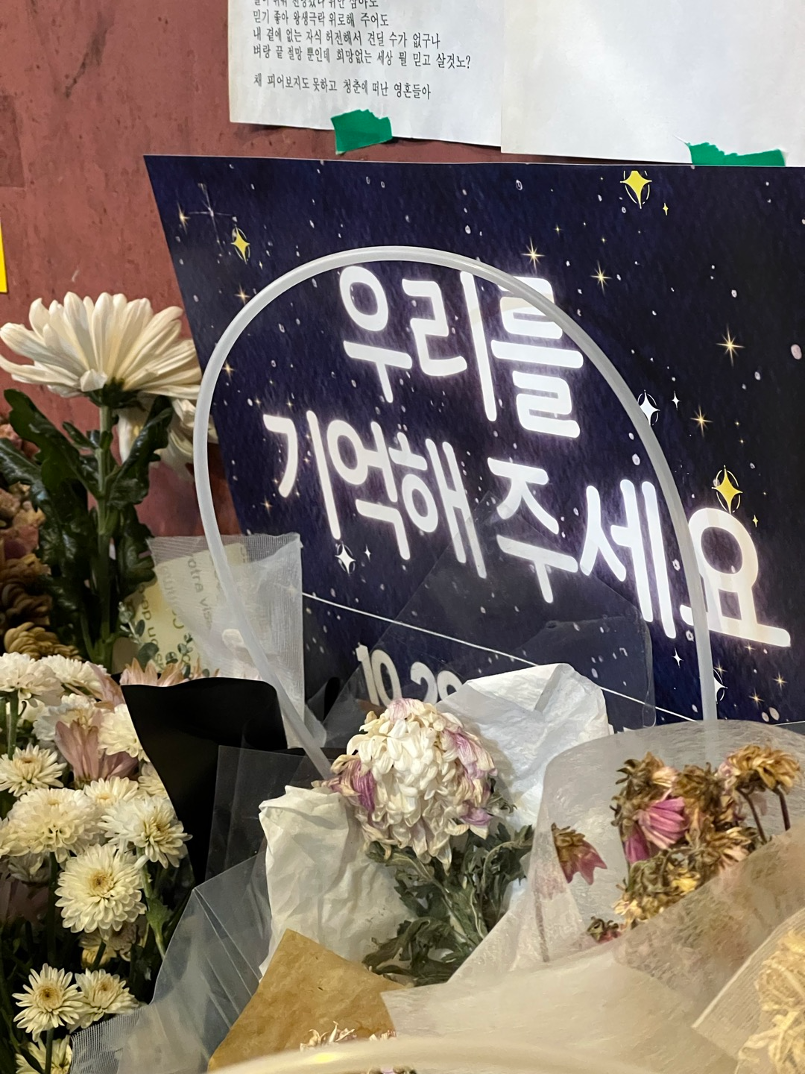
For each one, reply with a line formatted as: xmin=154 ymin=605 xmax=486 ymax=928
xmin=587 ymin=917 xmax=623 ymax=944
xmin=616 ymin=752 xmax=678 ymax=805
xmin=721 ymin=745 xmax=801 ymax=796
xmin=673 ymin=763 xmax=736 ymax=828
xmin=739 ymin=926 xmax=805 ymax=1074
xmin=551 ymin=823 xmax=607 ymax=885
xmin=687 ymin=819 xmax=756 ymax=880
xmin=614 ymin=848 xmax=701 ymax=926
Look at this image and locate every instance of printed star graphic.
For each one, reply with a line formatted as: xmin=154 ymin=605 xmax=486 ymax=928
xmin=554 ymin=225 xmax=562 ymax=234
xmin=713 ymin=467 xmax=742 ymax=513
xmin=692 ymin=407 xmax=711 ymax=435
xmin=719 ymin=329 xmax=743 ymax=365
xmin=262 ymin=498 xmax=272 ymax=513
xmin=752 ymin=514 xmax=759 ymax=526
xmin=335 ymin=543 xmax=356 ymax=573
xmin=672 ymin=392 xmax=680 ymax=408
xmin=231 ymin=227 xmax=251 ymax=262
xmin=223 ymin=361 xmax=234 ymax=379
xmin=638 ymin=391 xmax=659 ymax=424
xmin=364 ymin=547 xmax=372 ymax=561
xmin=592 ymin=263 xmax=611 ymax=291
xmin=236 ymin=285 xmax=249 ymax=304
xmin=749 ymin=691 xmax=763 ymax=707
xmin=662 ymin=203 xmax=669 ymax=215
xmin=672 ymin=650 xmax=682 ymax=667
xmin=774 ymin=674 xmax=786 ymax=688
xmin=621 ymin=170 xmax=652 ymax=208
xmin=523 ymin=240 xmax=544 ymax=266
xmin=178 ymin=205 xmax=189 ymax=232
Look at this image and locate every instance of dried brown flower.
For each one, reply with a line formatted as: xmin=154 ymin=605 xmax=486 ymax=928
xmin=586 ymin=917 xmax=622 ymax=944
xmin=673 ymin=763 xmax=735 ymax=828
xmin=616 ymin=752 xmax=677 ymax=804
xmin=686 ymin=819 xmax=756 ymax=879
xmin=721 ymin=745 xmax=801 ymax=796
xmin=739 ymin=926 xmax=805 ymax=1074
xmin=552 ymin=823 xmax=607 ymax=884
xmin=4 ymin=623 xmax=80 ymax=659
xmin=614 ymin=848 xmax=701 ymax=926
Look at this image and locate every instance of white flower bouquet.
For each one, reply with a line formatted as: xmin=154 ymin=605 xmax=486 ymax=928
xmin=0 ymin=653 xmax=193 ymax=1074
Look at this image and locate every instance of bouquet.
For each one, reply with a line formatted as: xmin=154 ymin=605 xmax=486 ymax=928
xmin=0 ymin=652 xmax=193 ymax=1074
xmin=0 ymin=293 xmax=209 ymax=668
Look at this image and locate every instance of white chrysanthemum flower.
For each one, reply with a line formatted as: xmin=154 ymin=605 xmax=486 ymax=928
xmin=56 ymin=843 xmax=144 ymax=934
xmin=13 ymin=965 xmax=83 ymax=1037
xmin=0 ymin=653 xmax=60 ymax=701
xmin=83 ymin=776 xmax=140 ymax=811
xmin=101 ymin=796 xmax=189 ymax=869
xmin=137 ymin=762 xmax=167 ymax=798
xmin=73 ymin=969 xmax=139 ymax=1028
xmin=80 ymin=920 xmax=141 ymax=967
xmin=97 ymin=705 xmax=147 ymax=761
xmin=37 ymin=655 xmax=102 ymax=697
xmin=16 ymin=1035 xmax=72 ymax=1074
xmin=0 ymin=745 xmax=65 ymax=797
xmin=4 ymin=852 xmax=49 ymax=884
xmin=0 ymin=293 xmax=200 ymax=401
xmin=4 ymin=788 xmax=100 ymax=862
xmin=33 ymin=693 xmax=99 ymax=745
xmin=327 ymin=699 xmax=497 ymax=864
xmin=118 ymin=396 xmax=215 ymax=474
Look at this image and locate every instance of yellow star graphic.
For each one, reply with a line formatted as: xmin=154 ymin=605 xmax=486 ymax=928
xmin=178 ymin=205 xmax=189 ymax=231
xmin=774 ymin=674 xmax=786 ymax=688
xmin=554 ymin=225 xmax=562 ymax=234
xmin=719 ymin=329 xmax=743 ymax=365
xmin=262 ymin=498 xmax=273 ymax=513
xmin=592 ymin=263 xmax=611 ymax=291
xmin=235 ymin=285 xmax=249 ymax=304
xmin=621 ymin=170 xmax=652 ymax=208
xmin=223 ymin=361 xmax=234 ymax=379
xmin=752 ymin=514 xmax=759 ymax=527
xmin=523 ymin=240 xmax=544 ymax=266
xmin=749 ymin=691 xmax=763 ymax=707
xmin=662 ymin=203 xmax=669 ymax=215
xmin=231 ymin=227 xmax=251 ymax=263
xmin=712 ymin=467 xmax=742 ymax=513
xmin=692 ymin=407 xmax=711 ymax=435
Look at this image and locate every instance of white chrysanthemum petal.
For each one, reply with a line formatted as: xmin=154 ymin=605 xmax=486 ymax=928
xmin=73 ymin=969 xmax=139 ymax=1028
xmin=12 ymin=965 xmax=83 ymax=1038
xmin=4 ymin=787 xmax=101 ymax=861
xmin=38 ymin=656 xmax=101 ymax=696
xmin=56 ymin=843 xmax=144 ymax=934
xmin=0 ymin=653 xmax=61 ymax=700
xmin=33 ymin=693 xmax=99 ymax=745
xmin=15 ymin=1035 xmax=72 ymax=1074
xmin=101 ymin=796 xmax=189 ymax=869
xmin=97 ymin=705 xmax=147 ymax=761
xmin=0 ymin=293 xmax=201 ymax=401
xmin=80 ymin=920 xmax=141 ymax=966
xmin=137 ymin=763 xmax=167 ymax=798
xmin=83 ymin=776 xmax=140 ymax=810
xmin=0 ymin=745 xmax=65 ymax=797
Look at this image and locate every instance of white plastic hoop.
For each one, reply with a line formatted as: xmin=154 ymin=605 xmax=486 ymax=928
xmin=193 ymin=247 xmax=717 ymax=776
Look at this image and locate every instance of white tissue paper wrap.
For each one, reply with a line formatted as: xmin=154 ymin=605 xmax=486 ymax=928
xmin=258 ymin=662 xmax=609 ymax=972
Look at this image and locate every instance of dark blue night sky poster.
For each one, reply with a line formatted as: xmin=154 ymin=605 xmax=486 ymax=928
xmin=147 ymin=157 xmax=804 ymax=730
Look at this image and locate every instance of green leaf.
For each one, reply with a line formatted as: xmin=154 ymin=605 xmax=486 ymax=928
xmin=105 ymin=398 xmax=172 ymax=509
xmin=4 ymin=390 xmax=97 ymax=492
xmin=115 ymin=505 xmax=156 ymax=600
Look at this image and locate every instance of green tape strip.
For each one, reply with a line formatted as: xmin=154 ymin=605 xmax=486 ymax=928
xmin=687 ymin=142 xmax=786 ymax=167
xmin=331 ymin=109 xmax=393 ymax=154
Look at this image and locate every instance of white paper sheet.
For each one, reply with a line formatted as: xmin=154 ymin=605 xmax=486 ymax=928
xmin=229 ymin=0 xmax=503 ymax=146
xmin=502 ymin=0 xmax=804 ymax=165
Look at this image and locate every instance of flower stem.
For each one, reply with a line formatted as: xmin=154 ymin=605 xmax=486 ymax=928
xmin=775 ymin=788 xmax=791 ymax=831
xmin=141 ymin=866 xmax=167 ymax=960
xmin=45 ymin=853 xmax=59 ymax=964
xmin=740 ymin=790 xmax=767 ymax=843
xmin=6 ymin=692 xmax=19 ymax=758
xmin=90 ymin=940 xmax=107 ymax=971
xmin=94 ymin=405 xmax=115 ymax=668
xmin=43 ymin=1028 xmax=53 ymax=1074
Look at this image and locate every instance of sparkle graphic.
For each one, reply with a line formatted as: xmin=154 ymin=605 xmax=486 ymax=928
xmin=223 ymin=361 xmax=234 ymax=379
xmin=554 ymin=225 xmax=562 ymax=234
xmin=180 ymin=183 xmax=233 ymax=246
xmin=749 ymin=691 xmax=763 ymax=707
xmin=662 ymin=203 xmax=669 ymax=215
xmin=335 ymin=543 xmax=356 ymax=574
xmin=638 ymin=391 xmax=659 ymax=424
xmin=672 ymin=391 xmax=680 ymax=408
xmin=262 ymin=498 xmax=272 ymax=513
xmin=672 ymin=650 xmax=682 ymax=667
xmin=752 ymin=514 xmax=759 ymax=527
xmin=774 ymin=674 xmax=786 ymax=688
xmin=621 ymin=170 xmax=652 ymax=208
xmin=364 ymin=547 xmax=372 ymax=561
xmin=719 ymin=329 xmax=743 ymax=365
xmin=178 ymin=205 xmax=189 ymax=232
xmin=713 ymin=668 xmax=726 ymax=703
xmin=231 ymin=227 xmax=251 ymax=262
xmin=592 ymin=263 xmax=611 ymax=291
xmin=692 ymin=407 xmax=711 ymax=435
xmin=236 ymin=285 xmax=249 ymax=304
xmin=523 ymin=240 xmax=544 ymax=266
xmin=713 ymin=466 xmax=742 ymax=513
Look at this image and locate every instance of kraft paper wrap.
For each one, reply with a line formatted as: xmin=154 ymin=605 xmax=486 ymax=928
xmin=207 ymin=930 xmax=403 ymax=1070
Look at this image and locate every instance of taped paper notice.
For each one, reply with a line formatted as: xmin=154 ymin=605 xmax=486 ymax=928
xmin=687 ymin=143 xmax=786 ymax=167
xmin=229 ymin=0 xmax=502 ymax=146
xmin=501 ymin=0 xmax=804 ymax=165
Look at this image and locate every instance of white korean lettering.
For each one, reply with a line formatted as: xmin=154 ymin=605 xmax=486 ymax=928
xmin=496 ymin=535 xmax=578 ymax=603
xmin=402 ymin=278 xmax=467 ymax=377
xmin=487 ymin=458 xmax=558 ymax=533
xmin=262 ymin=413 xmax=299 ymax=497
xmin=340 ymin=266 xmax=412 ymax=402
xmin=425 ymin=439 xmax=486 ymax=577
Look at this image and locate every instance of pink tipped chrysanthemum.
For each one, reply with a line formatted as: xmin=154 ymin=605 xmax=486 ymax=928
xmin=552 ymin=824 xmax=607 ymax=884
xmin=634 ymin=796 xmax=689 ymax=852
xmin=326 ymin=700 xmax=496 ymax=864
